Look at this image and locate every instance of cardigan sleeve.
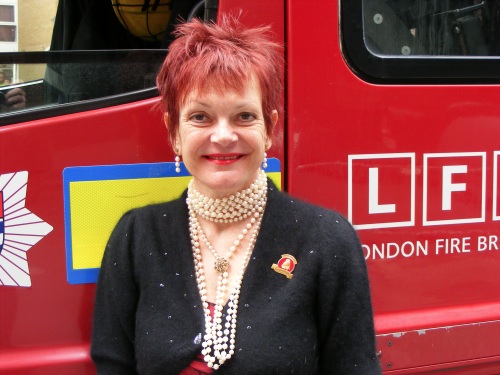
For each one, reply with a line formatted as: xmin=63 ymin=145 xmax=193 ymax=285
xmin=91 ymin=212 xmax=139 ymax=374
xmin=316 ymin=214 xmax=381 ymax=374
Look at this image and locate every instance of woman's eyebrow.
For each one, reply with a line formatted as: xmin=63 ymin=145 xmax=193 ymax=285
xmin=186 ymin=100 xmax=210 ymax=108
xmin=234 ymin=102 xmax=260 ymax=109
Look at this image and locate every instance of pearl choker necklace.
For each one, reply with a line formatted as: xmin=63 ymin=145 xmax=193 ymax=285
xmin=187 ymin=170 xmax=268 ymax=223
xmin=186 ymin=171 xmax=268 ymax=370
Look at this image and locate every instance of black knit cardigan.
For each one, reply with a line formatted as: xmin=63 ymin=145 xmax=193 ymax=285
xmin=91 ymin=181 xmax=381 ymax=374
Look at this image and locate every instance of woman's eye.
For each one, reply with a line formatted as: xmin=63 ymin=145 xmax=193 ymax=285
xmin=239 ymin=113 xmax=256 ymax=122
xmin=190 ymin=113 xmax=208 ymax=122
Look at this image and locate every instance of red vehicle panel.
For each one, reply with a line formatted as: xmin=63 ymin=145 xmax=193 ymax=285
xmin=1 ymin=0 xmax=499 ymax=373
xmin=288 ymin=1 xmax=500 ymax=373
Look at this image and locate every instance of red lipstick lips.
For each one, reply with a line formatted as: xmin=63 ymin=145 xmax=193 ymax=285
xmin=204 ymin=153 xmax=243 ymax=164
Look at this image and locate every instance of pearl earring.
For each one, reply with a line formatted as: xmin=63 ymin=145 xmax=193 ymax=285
xmin=262 ymin=152 xmax=268 ymax=170
xmin=175 ymin=149 xmax=181 ymax=173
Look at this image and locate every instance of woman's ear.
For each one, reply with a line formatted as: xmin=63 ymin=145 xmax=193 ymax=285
xmin=174 ymin=129 xmax=181 ymax=155
xmin=174 ymin=137 xmax=181 ymax=155
xmin=164 ymin=113 xmax=180 ymax=153
xmin=266 ymin=110 xmax=278 ymax=149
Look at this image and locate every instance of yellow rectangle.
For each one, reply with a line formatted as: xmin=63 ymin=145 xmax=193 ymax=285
xmin=69 ymin=176 xmax=191 ymax=269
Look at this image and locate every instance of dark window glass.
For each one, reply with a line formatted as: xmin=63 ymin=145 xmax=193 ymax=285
xmin=0 ymin=5 xmax=14 ymax=23
xmin=0 ymin=0 xmax=210 ymax=125
xmin=341 ymin=0 xmax=500 ymax=83
xmin=363 ymin=0 xmax=498 ymax=57
xmin=0 ymin=25 xmax=15 ymax=42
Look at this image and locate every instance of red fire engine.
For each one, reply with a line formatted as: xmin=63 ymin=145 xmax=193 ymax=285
xmin=1 ymin=0 xmax=499 ymax=373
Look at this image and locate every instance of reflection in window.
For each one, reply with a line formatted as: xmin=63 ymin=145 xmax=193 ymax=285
xmin=0 ymin=0 xmax=203 ymax=120
xmin=363 ymin=0 xmax=500 ymax=56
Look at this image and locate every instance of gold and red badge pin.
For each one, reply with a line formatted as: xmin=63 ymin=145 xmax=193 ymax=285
xmin=272 ymin=254 xmax=297 ymax=279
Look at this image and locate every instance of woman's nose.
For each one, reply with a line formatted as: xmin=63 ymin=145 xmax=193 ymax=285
xmin=210 ymin=119 xmax=237 ymax=146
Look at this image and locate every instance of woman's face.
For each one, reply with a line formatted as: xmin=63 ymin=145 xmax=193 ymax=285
xmin=172 ymin=77 xmax=277 ymax=197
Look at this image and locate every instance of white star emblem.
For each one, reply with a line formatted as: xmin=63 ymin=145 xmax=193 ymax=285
xmin=0 ymin=171 xmax=53 ymax=287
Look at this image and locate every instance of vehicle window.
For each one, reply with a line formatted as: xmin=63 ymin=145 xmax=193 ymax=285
xmin=364 ymin=0 xmax=497 ymax=56
xmin=342 ymin=0 xmax=500 ymax=82
xmin=0 ymin=0 xmax=206 ymax=124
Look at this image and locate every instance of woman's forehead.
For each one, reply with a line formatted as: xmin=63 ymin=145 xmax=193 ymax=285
xmin=181 ymin=74 xmax=262 ymax=106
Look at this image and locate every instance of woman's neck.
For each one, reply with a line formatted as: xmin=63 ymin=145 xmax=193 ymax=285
xmin=187 ymin=170 xmax=267 ymax=224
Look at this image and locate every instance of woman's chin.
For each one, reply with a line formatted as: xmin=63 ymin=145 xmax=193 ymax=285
xmin=193 ymin=170 xmax=260 ymax=197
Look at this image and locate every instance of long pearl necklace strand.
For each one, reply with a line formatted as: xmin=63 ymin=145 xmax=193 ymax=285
xmin=186 ymin=170 xmax=268 ymax=370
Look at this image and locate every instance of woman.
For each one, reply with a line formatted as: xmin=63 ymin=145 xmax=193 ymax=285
xmin=91 ymin=16 xmax=381 ymax=374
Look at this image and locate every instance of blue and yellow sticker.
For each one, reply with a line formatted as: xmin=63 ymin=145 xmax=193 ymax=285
xmin=63 ymin=159 xmax=281 ymax=284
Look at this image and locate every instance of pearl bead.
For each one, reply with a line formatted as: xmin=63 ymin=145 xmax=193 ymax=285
xmin=187 ymin=170 xmax=267 ymax=223
xmin=187 ymin=170 xmax=267 ymax=369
